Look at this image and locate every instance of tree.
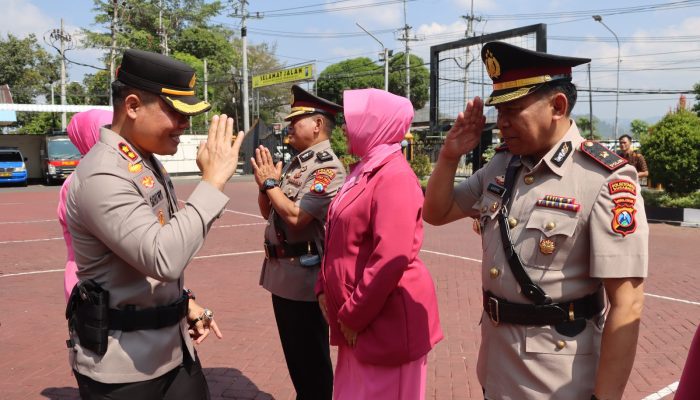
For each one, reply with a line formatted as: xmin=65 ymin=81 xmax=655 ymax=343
xmin=82 ymin=70 xmax=111 ymax=105
xmin=641 ymin=109 xmax=700 ymax=195
xmin=388 ymin=52 xmax=429 ymax=110
xmin=693 ymin=82 xmax=700 ymax=117
xmin=316 ymin=57 xmax=384 ymax=105
xmin=575 ymin=116 xmax=602 ymax=139
xmin=629 ymin=119 xmax=650 ymax=141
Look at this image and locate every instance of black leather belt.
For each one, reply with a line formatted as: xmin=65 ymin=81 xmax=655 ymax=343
xmin=483 ymin=288 xmax=605 ymax=326
xmin=108 ymin=293 xmax=188 ymax=331
xmin=264 ymin=241 xmax=318 ymax=259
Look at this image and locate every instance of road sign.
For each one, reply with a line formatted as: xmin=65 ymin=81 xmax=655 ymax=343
xmin=252 ymin=64 xmax=314 ymax=89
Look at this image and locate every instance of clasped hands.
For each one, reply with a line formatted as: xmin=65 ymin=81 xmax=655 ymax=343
xmin=250 ymin=145 xmax=283 ymax=189
xmin=318 ymin=293 xmax=359 ymax=348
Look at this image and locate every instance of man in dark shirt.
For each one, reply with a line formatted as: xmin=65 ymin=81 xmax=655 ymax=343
xmin=617 ymin=134 xmax=649 ymax=179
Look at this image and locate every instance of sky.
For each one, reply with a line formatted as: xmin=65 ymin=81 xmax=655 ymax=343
xmin=2 ymin=0 xmax=700 ymax=130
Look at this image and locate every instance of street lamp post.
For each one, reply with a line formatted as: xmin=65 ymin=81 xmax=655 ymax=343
xmin=356 ymin=22 xmax=389 ymax=91
xmin=593 ymin=15 xmax=620 ymax=140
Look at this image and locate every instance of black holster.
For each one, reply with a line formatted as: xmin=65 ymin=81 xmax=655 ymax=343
xmin=66 ymin=279 xmax=110 ymax=356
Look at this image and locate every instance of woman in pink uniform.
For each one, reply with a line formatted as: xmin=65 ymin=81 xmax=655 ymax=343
xmin=317 ymin=88 xmax=443 ymax=399
xmin=58 ymin=109 xmax=112 ymax=302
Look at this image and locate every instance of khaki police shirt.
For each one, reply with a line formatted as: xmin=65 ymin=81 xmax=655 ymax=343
xmin=259 ymin=140 xmax=345 ymax=302
xmin=65 ymin=127 xmax=229 ymax=384
xmin=453 ymin=121 xmax=648 ymax=399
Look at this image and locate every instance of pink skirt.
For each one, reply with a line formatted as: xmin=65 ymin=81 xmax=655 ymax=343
xmin=333 ymin=344 xmax=428 ymax=400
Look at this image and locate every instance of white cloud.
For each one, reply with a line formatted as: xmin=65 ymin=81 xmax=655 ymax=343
xmin=327 ymin=0 xmax=402 ymax=28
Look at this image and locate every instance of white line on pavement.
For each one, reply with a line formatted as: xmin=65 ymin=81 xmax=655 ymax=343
xmin=0 ymin=237 xmax=62 ymax=245
xmin=641 ymin=381 xmax=678 ymax=400
xmin=0 ymin=219 xmax=57 ymax=224
xmin=214 ymin=222 xmax=266 ymax=229
xmin=0 ymin=269 xmax=63 ymax=278
xmin=646 ymin=293 xmax=700 ymax=306
xmin=193 ymin=250 xmax=264 ymax=259
xmin=177 ymin=199 xmax=263 ymax=220
xmin=420 ymin=249 xmax=482 ymax=263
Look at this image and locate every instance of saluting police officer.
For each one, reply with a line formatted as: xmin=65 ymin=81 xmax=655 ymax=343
xmin=424 ymin=42 xmax=648 ymax=400
xmin=251 ymin=85 xmax=345 ymax=400
xmin=65 ymin=49 xmax=244 ymax=400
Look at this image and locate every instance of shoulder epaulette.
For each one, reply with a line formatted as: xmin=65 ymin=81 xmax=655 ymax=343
xmin=316 ymin=150 xmax=333 ymax=162
xmin=580 ymin=140 xmax=627 ymax=171
xmin=495 ymin=143 xmax=509 ymax=152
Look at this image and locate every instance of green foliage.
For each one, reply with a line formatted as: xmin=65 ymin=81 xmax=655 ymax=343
xmin=329 ymin=126 xmax=348 ymax=157
xmin=575 ymin=116 xmax=602 ymax=139
xmin=410 ymin=154 xmax=432 ymax=179
xmin=17 ymin=112 xmax=60 ymax=134
xmin=641 ymin=189 xmax=700 ymax=208
xmin=641 ymin=109 xmax=700 ymax=195
xmin=316 ymin=57 xmax=384 ymax=105
xmin=388 ymin=53 xmax=429 ymax=109
xmin=0 ymin=33 xmax=60 ymax=104
xmin=629 ymin=119 xmax=650 ymax=141
xmin=693 ymin=82 xmax=700 ymax=117
xmin=82 ymin=70 xmax=111 ymax=105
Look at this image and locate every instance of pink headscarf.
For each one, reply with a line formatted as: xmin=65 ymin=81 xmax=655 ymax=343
xmin=59 ymin=109 xmax=112 ymax=302
xmin=66 ymin=109 xmax=112 ymax=155
xmin=336 ymin=88 xmax=414 ymax=198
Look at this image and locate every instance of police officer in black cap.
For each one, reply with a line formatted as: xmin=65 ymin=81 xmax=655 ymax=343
xmin=65 ymin=48 xmax=245 ymax=399
xmin=251 ymin=84 xmax=345 ymax=400
xmin=424 ymin=42 xmax=648 ymax=399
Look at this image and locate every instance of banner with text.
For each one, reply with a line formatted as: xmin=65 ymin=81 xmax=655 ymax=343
xmin=252 ymin=64 xmax=314 ymax=89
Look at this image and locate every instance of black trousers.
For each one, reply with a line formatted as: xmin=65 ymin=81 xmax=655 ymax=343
xmin=74 ymin=348 xmax=210 ymax=400
xmin=272 ymin=294 xmax=333 ymax=400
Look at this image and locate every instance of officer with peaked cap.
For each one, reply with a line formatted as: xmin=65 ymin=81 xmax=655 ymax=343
xmin=251 ymin=84 xmax=345 ymax=399
xmin=65 ymin=48 xmax=244 ymax=399
xmin=424 ymin=42 xmax=648 ymax=399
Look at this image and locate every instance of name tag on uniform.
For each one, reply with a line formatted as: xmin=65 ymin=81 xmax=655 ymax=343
xmin=487 ymin=183 xmax=506 ymax=197
xmin=150 ymin=190 xmax=164 ymax=207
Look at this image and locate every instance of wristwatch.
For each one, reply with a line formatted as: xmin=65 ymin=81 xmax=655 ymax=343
xmin=260 ymin=178 xmax=279 ymax=193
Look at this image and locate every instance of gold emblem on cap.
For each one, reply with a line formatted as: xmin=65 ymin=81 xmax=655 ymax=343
xmin=484 ymin=49 xmax=501 ymax=79
xmin=539 ymin=238 xmax=556 ymax=255
xmin=188 ymin=74 xmax=196 ymax=88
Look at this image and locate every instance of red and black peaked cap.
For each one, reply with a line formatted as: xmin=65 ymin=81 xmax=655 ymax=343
xmin=117 ymin=49 xmax=211 ymax=116
xmin=481 ymin=41 xmax=591 ymax=106
xmin=284 ymin=85 xmax=343 ymax=121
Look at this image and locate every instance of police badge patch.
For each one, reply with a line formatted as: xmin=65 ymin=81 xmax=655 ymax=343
xmin=611 ymin=197 xmax=637 ymax=236
xmin=310 ymin=168 xmax=336 ymax=193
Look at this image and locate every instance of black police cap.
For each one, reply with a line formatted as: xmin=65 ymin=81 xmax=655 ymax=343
xmin=117 ymin=49 xmax=211 ymax=116
xmin=284 ymin=85 xmax=343 ymax=121
xmin=481 ymin=42 xmax=591 ymax=106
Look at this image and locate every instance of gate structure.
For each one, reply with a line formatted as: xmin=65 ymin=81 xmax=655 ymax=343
xmin=429 ymin=23 xmax=547 ymax=132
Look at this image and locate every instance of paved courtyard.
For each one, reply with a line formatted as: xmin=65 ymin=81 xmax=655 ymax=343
xmin=1 ymin=177 xmax=698 ymax=399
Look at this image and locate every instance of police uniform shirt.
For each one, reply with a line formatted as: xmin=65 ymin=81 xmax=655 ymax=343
xmin=259 ymin=139 xmax=345 ymax=302
xmin=65 ymin=127 xmax=229 ymax=383
xmin=453 ymin=121 xmax=649 ymax=399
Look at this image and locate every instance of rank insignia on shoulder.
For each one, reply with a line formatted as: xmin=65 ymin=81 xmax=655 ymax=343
xmin=118 ymin=142 xmax=138 ymax=161
xmin=310 ymin=168 xmax=336 ymax=193
xmin=128 ymin=162 xmax=143 ymax=173
xmin=141 ymin=176 xmax=155 ymax=189
xmin=608 ymin=180 xmax=636 ymax=196
xmin=550 ymin=141 xmax=572 ymax=167
xmin=316 ymin=151 xmax=333 ymax=162
xmin=611 ymin=197 xmax=637 ymax=236
xmin=495 ymin=143 xmax=509 ymax=152
xmin=299 ymin=150 xmax=314 ymax=162
xmin=580 ymin=141 xmax=627 ymax=171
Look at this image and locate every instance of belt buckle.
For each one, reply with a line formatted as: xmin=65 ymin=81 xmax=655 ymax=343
xmin=488 ymin=297 xmax=500 ymax=326
xmin=263 ymin=243 xmax=271 ymax=260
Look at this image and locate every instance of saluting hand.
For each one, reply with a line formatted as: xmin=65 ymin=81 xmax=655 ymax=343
xmin=197 ymin=114 xmax=245 ymax=191
xmin=250 ymin=145 xmax=282 ymax=188
xmin=441 ymin=96 xmax=486 ymax=162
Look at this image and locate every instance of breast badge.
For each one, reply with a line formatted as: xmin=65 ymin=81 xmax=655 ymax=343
xmin=141 ymin=176 xmax=155 ymax=189
xmin=535 ymin=195 xmax=581 ymax=212
xmin=611 ymin=197 xmax=637 ymax=236
xmin=310 ymin=168 xmax=336 ymax=193
xmin=539 ymin=238 xmax=556 ymax=255
xmin=128 ymin=163 xmax=142 ymax=173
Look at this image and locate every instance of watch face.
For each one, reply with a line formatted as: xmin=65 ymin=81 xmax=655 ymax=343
xmin=204 ymin=309 xmax=214 ymax=320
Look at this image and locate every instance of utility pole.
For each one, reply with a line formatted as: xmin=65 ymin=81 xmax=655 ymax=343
xmin=461 ymin=0 xmax=481 ymax=104
xmin=230 ymin=1 xmax=263 ymax=133
xmin=398 ymin=0 xmax=421 ymax=103
xmin=357 ymin=23 xmax=389 ymax=91
xmin=49 ymin=19 xmax=72 ymax=130
xmin=204 ymin=58 xmax=209 ymax=130
xmin=109 ymin=0 xmax=119 ymax=105
xmin=588 ymin=63 xmax=594 ymax=139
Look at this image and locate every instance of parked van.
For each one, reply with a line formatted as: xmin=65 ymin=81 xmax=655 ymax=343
xmin=40 ymin=132 xmax=81 ymax=185
xmin=0 ymin=147 xmax=28 ymax=186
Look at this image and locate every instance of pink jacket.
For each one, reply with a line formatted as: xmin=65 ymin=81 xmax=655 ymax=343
xmin=317 ymin=89 xmax=442 ymax=366
xmin=58 ymin=109 xmax=112 ymax=302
